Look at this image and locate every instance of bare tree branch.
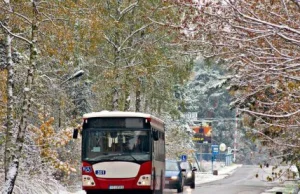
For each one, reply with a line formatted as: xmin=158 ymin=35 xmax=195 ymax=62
xmin=0 ymin=21 xmax=32 ymax=44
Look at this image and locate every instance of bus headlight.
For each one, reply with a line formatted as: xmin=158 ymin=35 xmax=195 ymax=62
xmin=171 ymin=176 xmax=178 ymax=180
xmin=137 ymin=174 xmax=151 ymax=186
xmin=82 ymin=175 xmax=95 ymax=186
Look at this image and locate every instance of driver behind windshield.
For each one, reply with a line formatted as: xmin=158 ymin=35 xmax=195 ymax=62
xmin=84 ymin=130 xmax=150 ymax=161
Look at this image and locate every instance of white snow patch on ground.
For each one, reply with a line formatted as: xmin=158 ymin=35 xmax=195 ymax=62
xmin=195 ymin=163 xmax=242 ymax=184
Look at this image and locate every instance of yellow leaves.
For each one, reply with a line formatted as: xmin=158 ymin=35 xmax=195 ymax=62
xmin=269 ymin=126 xmax=281 ymax=133
xmin=32 ymin=116 xmax=76 ymax=174
xmin=0 ymin=70 xmax=7 ymax=127
xmin=103 ymin=69 xmax=115 ymax=79
xmin=135 ymin=68 xmax=147 ymax=77
xmin=0 ymin=70 xmax=7 ymax=101
xmin=287 ymin=81 xmax=299 ymax=92
xmin=39 ymin=117 xmax=55 ymax=137
xmin=46 ymin=47 xmax=58 ymax=57
xmin=257 ymin=38 xmax=266 ymax=47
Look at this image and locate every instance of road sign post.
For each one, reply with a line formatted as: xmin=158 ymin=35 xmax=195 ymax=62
xmin=211 ymin=145 xmax=219 ymax=174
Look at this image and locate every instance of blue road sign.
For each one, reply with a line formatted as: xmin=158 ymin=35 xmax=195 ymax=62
xmin=181 ymin=155 xmax=187 ymax=162
xmin=212 ymin=145 xmax=219 ymax=155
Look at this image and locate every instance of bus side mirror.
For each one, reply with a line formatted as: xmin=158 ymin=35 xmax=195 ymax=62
xmin=152 ymin=130 xmax=159 ymax=141
xmin=73 ymin=129 xmax=79 ymax=139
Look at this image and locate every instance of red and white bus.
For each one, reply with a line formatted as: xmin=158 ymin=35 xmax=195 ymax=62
xmin=73 ymin=111 xmax=165 ymax=194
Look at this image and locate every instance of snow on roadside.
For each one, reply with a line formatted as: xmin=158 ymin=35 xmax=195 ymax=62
xmin=195 ymin=163 xmax=242 ymax=184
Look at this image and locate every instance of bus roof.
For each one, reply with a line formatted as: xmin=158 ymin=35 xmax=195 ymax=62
xmin=83 ymin=111 xmax=164 ymax=124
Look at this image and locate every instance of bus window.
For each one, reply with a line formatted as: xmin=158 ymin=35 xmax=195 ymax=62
xmin=83 ymin=130 xmax=151 ymax=161
xmin=125 ymin=131 xmax=149 ymax=153
xmin=91 ymin=137 xmax=101 ymax=152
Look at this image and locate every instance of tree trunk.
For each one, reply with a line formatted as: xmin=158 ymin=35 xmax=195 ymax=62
xmin=124 ymin=89 xmax=131 ymax=111
xmin=4 ymin=25 xmax=14 ymax=180
xmin=112 ymin=79 xmax=119 ymax=110
xmin=111 ymin=1 xmax=121 ymax=111
xmin=2 ymin=159 xmax=19 ymax=194
xmin=2 ymin=1 xmax=39 ymax=193
xmin=135 ymin=79 xmax=141 ymax=112
xmin=144 ymin=97 xmax=149 ymax=113
xmin=4 ymin=14 xmax=14 ymax=181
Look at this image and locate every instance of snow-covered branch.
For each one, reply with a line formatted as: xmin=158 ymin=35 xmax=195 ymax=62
xmin=0 ymin=21 xmax=32 ymax=44
xmin=239 ymin=109 xmax=300 ymax=118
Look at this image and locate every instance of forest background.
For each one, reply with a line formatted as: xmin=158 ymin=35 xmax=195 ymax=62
xmin=0 ymin=0 xmax=299 ymax=193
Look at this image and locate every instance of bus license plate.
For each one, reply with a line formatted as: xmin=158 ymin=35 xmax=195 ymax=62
xmin=109 ymin=185 xmax=124 ymax=189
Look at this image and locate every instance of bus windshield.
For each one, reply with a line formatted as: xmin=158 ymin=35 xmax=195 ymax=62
xmin=82 ymin=129 xmax=150 ymax=162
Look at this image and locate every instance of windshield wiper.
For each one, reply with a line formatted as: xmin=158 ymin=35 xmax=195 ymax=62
xmin=86 ymin=153 xmax=140 ymax=163
xmin=91 ymin=153 xmax=121 ymax=160
xmin=118 ymin=153 xmax=138 ymax=163
xmin=100 ymin=153 xmax=139 ymax=162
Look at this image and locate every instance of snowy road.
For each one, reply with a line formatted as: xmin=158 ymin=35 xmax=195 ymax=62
xmin=164 ymin=165 xmax=298 ymax=194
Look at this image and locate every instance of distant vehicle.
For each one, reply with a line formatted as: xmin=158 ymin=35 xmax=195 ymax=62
xmin=165 ymin=160 xmax=185 ymax=193
xmin=179 ymin=161 xmax=197 ymax=188
xmin=73 ymin=111 xmax=165 ymax=194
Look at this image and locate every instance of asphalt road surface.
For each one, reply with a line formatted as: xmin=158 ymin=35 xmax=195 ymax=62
xmin=164 ymin=165 xmax=279 ymax=194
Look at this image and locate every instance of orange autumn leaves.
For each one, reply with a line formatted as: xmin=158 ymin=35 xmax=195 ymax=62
xmin=31 ymin=115 xmax=77 ymax=174
xmin=0 ymin=70 xmax=7 ymax=133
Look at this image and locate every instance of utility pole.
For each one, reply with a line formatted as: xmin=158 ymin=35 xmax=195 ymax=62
xmin=233 ymin=109 xmax=238 ymax=162
xmin=58 ymin=70 xmax=84 ymax=127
